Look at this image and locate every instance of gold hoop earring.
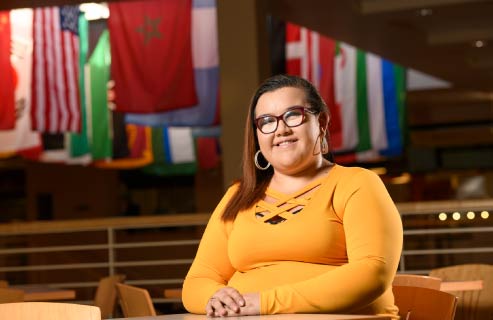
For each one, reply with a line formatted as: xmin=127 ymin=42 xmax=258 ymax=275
xmin=254 ymin=150 xmax=271 ymax=170
xmin=320 ymin=129 xmax=329 ymax=155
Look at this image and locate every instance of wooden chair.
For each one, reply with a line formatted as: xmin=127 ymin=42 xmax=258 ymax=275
xmin=116 ymin=283 xmax=156 ymax=317
xmin=93 ymin=274 xmax=126 ymax=319
xmin=430 ymin=264 xmax=493 ymax=320
xmin=0 ymin=287 xmax=24 ymax=303
xmin=393 ymin=285 xmax=458 ymax=320
xmin=0 ymin=302 xmax=101 ymax=320
xmin=393 ymin=274 xmax=442 ymax=290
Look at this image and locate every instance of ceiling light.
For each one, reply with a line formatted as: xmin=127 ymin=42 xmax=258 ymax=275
xmin=474 ymin=40 xmax=486 ymax=48
xmin=418 ymin=8 xmax=433 ymax=17
xmin=80 ymin=3 xmax=109 ymax=21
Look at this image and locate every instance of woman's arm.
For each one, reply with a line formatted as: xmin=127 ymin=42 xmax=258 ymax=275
xmin=260 ymin=169 xmax=403 ymax=314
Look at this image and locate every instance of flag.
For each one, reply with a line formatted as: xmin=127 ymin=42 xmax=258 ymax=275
xmin=108 ymin=0 xmax=197 ymax=113
xmin=285 ymin=23 xmax=342 ymax=149
xmin=0 ymin=9 xmax=41 ymax=159
xmin=0 ymin=11 xmax=16 ymax=130
xmin=31 ymin=6 xmax=81 ymax=133
xmin=85 ymin=30 xmax=112 ymax=160
xmin=68 ymin=13 xmax=90 ymax=158
xmin=124 ymin=0 xmax=219 ymax=126
xmin=93 ymin=124 xmax=153 ymax=169
xmin=142 ymin=126 xmax=197 ymax=176
xmin=286 ymin=22 xmax=406 ymax=163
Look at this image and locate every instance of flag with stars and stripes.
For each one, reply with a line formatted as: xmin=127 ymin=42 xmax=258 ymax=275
xmin=30 ymin=5 xmax=81 ymax=133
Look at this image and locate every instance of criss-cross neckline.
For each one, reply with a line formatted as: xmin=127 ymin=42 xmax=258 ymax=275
xmin=255 ymin=170 xmax=331 ymax=224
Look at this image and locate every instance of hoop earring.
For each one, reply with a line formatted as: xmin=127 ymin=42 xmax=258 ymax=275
xmin=254 ymin=150 xmax=271 ymax=170
xmin=320 ymin=129 xmax=329 ymax=155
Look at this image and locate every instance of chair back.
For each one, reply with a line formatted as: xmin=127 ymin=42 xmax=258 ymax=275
xmin=430 ymin=263 xmax=493 ymax=320
xmin=116 ymin=283 xmax=156 ymax=317
xmin=0 ymin=287 xmax=24 ymax=303
xmin=393 ymin=285 xmax=458 ymax=320
xmin=93 ymin=274 xmax=126 ymax=319
xmin=0 ymin=302 xmax=101 ymax=320
xmin=393 ymin=274 xmax=442 ymax=290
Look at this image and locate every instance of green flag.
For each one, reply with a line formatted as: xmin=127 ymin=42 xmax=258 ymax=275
xmin=86 ymin=30 xmax=112 ymax=160
xmin=69 ymin=14 xmax=90 ymax=157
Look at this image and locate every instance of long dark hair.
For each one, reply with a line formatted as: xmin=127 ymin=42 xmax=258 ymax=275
xmin=221 ymin=74 xmax=333 ymax=221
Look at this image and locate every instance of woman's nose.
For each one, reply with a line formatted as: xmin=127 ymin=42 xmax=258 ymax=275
xmin=275 ymin=119 xmax=291 ymax=136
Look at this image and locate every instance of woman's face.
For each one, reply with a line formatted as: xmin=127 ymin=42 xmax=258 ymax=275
xmin=254 ymin=86 xmax=324 ymax=175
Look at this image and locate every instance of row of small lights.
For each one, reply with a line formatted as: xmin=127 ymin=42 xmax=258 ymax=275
xmin=438 ymin=211 xmax=490 ymax=221
xmin=418 ymin=8 xmax=487 ymax=48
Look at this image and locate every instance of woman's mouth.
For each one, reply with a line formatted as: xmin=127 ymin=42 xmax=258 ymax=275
xmin=275 ymin=139 xmax=297 ymax=147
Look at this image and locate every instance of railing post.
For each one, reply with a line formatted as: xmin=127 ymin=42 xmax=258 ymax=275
xmin=108 ymin=227 xmax=115 ymax=276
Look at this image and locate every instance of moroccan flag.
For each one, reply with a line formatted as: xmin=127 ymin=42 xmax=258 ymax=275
xmin=125 ymin=0 xmax=219 ymax=126
xmin=0 ymin=11 xmax=16 ymax=130
xmin=108 ymin=0 xmax=197 ymax=113
xmin=31 ymin=6 xmax=81 ymax=133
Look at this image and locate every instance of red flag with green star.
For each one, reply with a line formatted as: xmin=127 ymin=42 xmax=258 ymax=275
xmin=108 ymin=0 xmax=197 ymax=113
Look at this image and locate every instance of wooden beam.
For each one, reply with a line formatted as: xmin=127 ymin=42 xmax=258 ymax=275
xmin=428 ymin=26 xmax=493 ymax=45
xmin=410 ymin=126 xmax=493 ymax=147
xmin=358 ymin=0 xmax=487 ymax=14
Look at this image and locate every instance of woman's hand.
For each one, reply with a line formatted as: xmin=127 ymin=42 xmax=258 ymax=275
xmin=206 ymin=287 xmax=245 ymax=317
xmin=238 ymin=292 xmax=260 ymax=316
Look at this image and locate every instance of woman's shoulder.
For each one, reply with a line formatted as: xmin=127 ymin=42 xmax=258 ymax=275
xmin=330 ymin=164 xmax=383 ymax=189
xmin=332 ymin=164 xmax=378 ymax=180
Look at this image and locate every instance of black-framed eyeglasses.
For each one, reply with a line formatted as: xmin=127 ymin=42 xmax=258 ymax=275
xmin=254 ymin=106 xmax=317 ymax=134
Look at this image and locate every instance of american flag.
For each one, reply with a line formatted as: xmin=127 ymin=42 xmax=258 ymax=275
xmin=31 ymin=6 xmax=81 ymax=133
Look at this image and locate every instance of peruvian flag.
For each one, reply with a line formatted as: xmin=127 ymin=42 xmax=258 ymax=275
xmin=285 ymin=22 xmax=342 ymax=150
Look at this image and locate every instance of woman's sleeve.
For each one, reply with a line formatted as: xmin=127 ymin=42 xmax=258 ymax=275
xmin=182 ymin=185 xmax=238 ymax=314
xmin=260 ymin=170 xmax=403 ymax=314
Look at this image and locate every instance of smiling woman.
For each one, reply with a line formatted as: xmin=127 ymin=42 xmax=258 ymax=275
xmin=182 ymin=75 xmax=403 ymax=319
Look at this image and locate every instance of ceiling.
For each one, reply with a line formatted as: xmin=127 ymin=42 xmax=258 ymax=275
xmin=2 ymin=0 xmax=493 ymax=91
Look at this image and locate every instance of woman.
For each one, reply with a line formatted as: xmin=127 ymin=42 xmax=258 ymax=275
xmin=182 ymin=75 xmax=403 ymax=318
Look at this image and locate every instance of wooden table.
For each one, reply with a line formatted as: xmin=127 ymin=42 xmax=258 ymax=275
xmin=113 ymin=313 xmax=391 ymax=320
xmin=13 ymin=285 xmax=76 ymax=301
xmin=440 ymin=280 xmax=483 ymax=292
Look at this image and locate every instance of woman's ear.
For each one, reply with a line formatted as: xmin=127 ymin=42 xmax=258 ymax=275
xmin=318 ymin=112 xmax=329 ymax=131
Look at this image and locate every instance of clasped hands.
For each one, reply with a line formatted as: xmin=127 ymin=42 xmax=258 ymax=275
xmin=206 ymin=287 xmax=260 ymax=317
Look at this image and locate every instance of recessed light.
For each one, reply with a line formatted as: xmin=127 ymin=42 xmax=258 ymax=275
xmin=474 ymin=40 xmax=486 ymax=48
xmin=418 ymin=8 xmax=433 ymax=17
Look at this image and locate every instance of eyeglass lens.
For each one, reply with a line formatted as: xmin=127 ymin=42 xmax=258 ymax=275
xmin=256 ymin=108 xmax=305 ymax=134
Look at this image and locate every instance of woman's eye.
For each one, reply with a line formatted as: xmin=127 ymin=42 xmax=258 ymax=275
xmin=260 ymin=117 xmax=276 ymax=125
xmin=285 ymin=110 xmax=302 ymax=120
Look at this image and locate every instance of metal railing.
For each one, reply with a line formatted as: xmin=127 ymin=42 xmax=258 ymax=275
xmin=0 ymin=199 xmax=491 ymax=303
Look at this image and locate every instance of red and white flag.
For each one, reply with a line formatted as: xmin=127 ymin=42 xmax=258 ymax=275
xmin=0 ymin=11 xmax=16 ymax=130
xmin=285 ymin=22 xmax=342 ymax=149
xmin=31 ymin=6 xmax=81 ymax=133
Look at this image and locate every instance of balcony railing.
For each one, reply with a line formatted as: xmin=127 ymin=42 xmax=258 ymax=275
xmin=0 ymin=199 xmax=491 ymax=305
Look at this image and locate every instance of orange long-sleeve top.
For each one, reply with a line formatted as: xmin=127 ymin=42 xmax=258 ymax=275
xmin=182 ymin=165 xmax=403 ymax=318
